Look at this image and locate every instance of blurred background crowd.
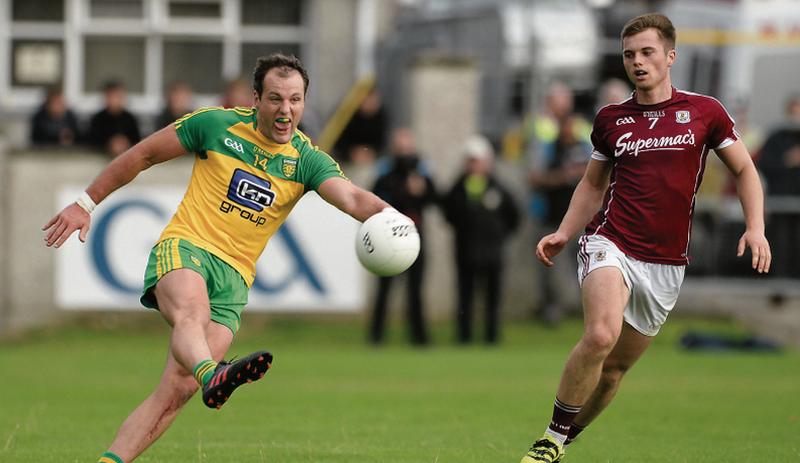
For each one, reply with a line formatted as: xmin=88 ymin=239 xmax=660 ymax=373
xmin=1 ymin=0 xmax=799 ymax=346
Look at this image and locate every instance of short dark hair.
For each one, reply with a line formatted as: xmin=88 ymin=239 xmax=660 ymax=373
xmin=44 ymin=84 xmax=64 ymax=100
xmin=103 ymin=80 xmax=125 ymax=93
xmin=252 ymin=53 xmax=310 ymax=97
xmin=621 ymin=13 xmax=676 ymax=51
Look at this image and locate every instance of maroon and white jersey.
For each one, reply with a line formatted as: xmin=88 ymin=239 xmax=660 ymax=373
xmin=586 ymin=87 xmax=738 ymax=265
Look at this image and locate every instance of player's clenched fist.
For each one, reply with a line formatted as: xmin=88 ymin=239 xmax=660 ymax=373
xmin=42 ymin=203 xmax=91 ymax=248
xmin=536 ymin=231 xmax=569 ymax=267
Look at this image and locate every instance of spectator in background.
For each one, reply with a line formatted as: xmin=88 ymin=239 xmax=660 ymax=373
xmin=297 ymin=105 xmax=324 ymax=142
xmin=595 ymin=78 xmax=632 ymax=111
xmin=757 ymin=94 xmax=800 ymax=277
xmin=369 ymin=128 xmax=437 ymax=346
xmin=502 ymin=82 xmax=590 ymax=161
xmin=525 ymin=81 xmax=591 ymax=325
xmin=527 ymin=82 xmax=591 ymax=155
xmin=155 ymin=82 xmax=194 ymax=130
xmin=88 ymin=80 xmax=141 ymax=157
xmin=528 ymin=114 xmax=592 ymax=325
xmin=30 ymin=85 xmax=81 ymax=147
xmin=221 ymin=77 xmax=253 ymax=108
xmin=443 ymin=135 xmax=519 ymax=344
xmin=758 ymin=95 xmax=800 ymax=196
xmin=334 ymin=88 xmax=388 ymax=165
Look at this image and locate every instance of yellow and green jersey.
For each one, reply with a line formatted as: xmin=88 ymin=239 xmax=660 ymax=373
xmin=161 ymin=106 xmax=346 ymax=286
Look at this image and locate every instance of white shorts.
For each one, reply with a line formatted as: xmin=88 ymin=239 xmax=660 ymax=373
xmin=576 ymin=235 xmax=685 ymax=336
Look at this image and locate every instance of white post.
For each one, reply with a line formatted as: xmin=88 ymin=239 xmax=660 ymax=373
xmin=0 ymin=139 xmax=7 ymax=335
xmin=409 ymin=56 xmax=480 ymax=318
xmin=355 ymin=0 xmax=377 ymax=79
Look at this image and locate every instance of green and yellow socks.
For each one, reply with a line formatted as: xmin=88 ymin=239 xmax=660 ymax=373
xmin=193 ymin=359 xmax=218 ymax=386
xmin=98 ymin=451 xmax=124 ymax=463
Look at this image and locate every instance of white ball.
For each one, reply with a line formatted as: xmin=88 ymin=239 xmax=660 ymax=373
xmin=355 ymin=210 xmax=420 ymax=276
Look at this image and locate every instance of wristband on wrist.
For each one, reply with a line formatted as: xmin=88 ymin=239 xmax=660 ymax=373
xmin=76 ymin=191 xmax=97 ymax=214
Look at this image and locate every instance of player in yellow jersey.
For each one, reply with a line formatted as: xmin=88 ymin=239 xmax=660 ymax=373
xmin=43 ymin=54 xmax=396 ymax=463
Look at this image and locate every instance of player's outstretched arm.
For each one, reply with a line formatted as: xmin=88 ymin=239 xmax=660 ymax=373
xmin=716 ymin=139 xmax=771 ymax=273
xmin=536 ymin=159 xmax=611 ymax=267
xmin=42 ymin=125 xmax=189 ymax=248
xmin=317 ymin=177 xmax=391 ymax=222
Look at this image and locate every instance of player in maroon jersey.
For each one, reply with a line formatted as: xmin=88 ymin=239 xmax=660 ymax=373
xmin=520 ymin=13 xmax=771 ymax=463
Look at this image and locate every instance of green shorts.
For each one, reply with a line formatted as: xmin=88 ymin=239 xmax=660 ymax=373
xmin=141 ymin=238 xmax=249 ymax=334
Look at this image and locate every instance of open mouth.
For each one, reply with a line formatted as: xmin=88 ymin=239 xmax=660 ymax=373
xmin=634 ymin=70 xmax=648 ymax=78
xmin=274 ymin=117 xmax=291 ymax=133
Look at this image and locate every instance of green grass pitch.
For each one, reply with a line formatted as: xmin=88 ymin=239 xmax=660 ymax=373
xmin=1 ymin=316 xmax=798 ymax=462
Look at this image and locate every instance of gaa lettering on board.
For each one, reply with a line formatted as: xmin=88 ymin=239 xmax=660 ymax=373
xmin=56 ymin=188 xmax=363 ymax=311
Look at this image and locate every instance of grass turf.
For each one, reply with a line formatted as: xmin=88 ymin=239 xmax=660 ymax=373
xmin=0 ymin=315 xmax=798 ymax=462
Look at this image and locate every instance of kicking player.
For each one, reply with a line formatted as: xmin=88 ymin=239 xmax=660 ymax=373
xmin=43 ymin=54 xmax=393 ymax=463
xmin=520 ymin=13 xmax=771 ymax=462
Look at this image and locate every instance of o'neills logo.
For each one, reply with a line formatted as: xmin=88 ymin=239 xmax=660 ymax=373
xmin=614 ymin=129 xmax=696 ymax=157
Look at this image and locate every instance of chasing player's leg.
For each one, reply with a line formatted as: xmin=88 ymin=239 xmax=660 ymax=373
xmin=565 ymin=321 xmax=652 ymax=444
xmin=100 ymin=319 xmax=234 ymax=462
xmin=521 ymin=266 xmax=629 ymax=463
